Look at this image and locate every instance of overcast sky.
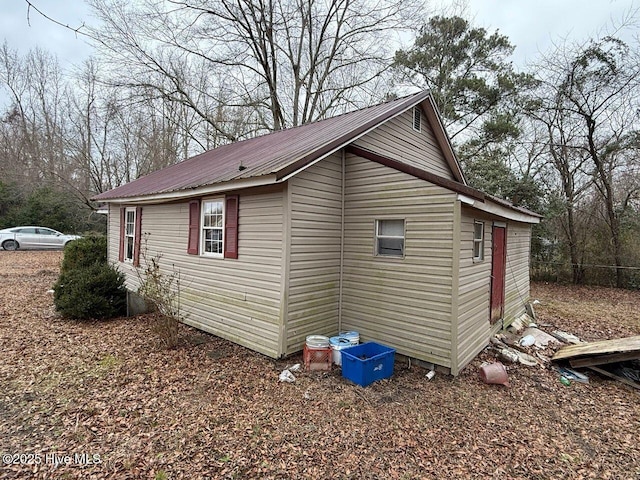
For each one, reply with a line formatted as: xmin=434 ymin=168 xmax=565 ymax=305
xmin=1 ymin=0 xmax=638 ymax=69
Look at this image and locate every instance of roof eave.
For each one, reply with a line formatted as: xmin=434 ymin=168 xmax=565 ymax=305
xmin=91 ymin=174 xmax=278 ymax=204
xmin=458 ymin=194 xmax=541 ymax=224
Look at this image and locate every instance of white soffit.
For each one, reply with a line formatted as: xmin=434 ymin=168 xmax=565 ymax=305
xmin=458 ymin=195 xmax=541 ymax=224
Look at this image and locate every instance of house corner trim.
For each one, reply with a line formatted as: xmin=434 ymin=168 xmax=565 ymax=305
xmin=338 ymin=149 xmax=346 ymax=332
xmin=279 ymin=183 xmax=291 ymax=357
xmin=450 ymin=199 xmax=462 ymax=375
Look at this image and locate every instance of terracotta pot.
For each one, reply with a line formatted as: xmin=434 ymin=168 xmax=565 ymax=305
xmin=479 ymin=362 xmax=509 ymax=386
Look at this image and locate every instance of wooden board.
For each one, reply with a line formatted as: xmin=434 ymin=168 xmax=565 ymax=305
xmin=551 ymin=335 xmax=640 ymax=362
xmin=570 ymin=351 xmax=640 ymax=368
xmin=588 ymin=366 xmax=640 ymax=390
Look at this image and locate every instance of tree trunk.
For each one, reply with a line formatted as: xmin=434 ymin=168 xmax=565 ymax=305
xmin=566 ymin=206 xmax=584 ymax=284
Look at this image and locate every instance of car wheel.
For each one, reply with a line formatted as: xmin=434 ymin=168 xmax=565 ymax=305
xmin=2 ymin=239 xmax=19 ymax=251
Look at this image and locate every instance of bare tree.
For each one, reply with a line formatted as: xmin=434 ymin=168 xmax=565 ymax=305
xmin=87 ymin=0 xmax=422 ymax=138
xmin=561 ymin=38 xmax=639 ymax=287
xmin=529 ymin=36 xmax=640 ymax=286
xmin=0 ymin=44 xmax=69 ymax=185
xmin=67 ymin=67 xmax=193 ymax=193
xmin=527 ymin=90 xmax=594 ymax=283
xmin=0 ymin=44 xmax=193 ymax=198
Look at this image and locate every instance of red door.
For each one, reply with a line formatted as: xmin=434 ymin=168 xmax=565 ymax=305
xmin=490 ymin=225 xmax=506 ymax=324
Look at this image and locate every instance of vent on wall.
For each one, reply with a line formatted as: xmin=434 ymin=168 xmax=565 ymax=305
xmin=412 ymin=106 xmax=421 ymax=132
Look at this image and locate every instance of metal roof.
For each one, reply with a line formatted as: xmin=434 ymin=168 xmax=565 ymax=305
xmin=93 ymin=91 xmax=452 ymax=201
xmin=486 ymin=194 xmax=543 ymax=219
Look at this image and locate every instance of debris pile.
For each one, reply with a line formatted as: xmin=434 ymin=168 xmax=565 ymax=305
xmin=489 ymin=316 xmax=564 ymax=368
xmin=551 ymin=336 xmax=640 ymax=390
xmin=485 ymin=305 xmax=640 ymax=389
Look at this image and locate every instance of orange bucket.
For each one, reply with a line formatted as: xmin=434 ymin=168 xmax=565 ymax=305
xmin=479 ymin=362 xmax=509 ymax=386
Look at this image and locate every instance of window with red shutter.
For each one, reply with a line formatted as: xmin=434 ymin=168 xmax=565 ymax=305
xmin=192 ymin=196 xmax=239 ymax=258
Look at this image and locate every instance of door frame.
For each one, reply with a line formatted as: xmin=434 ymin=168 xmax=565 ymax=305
xmin=490 ymin=222 xmax=507 ymax=324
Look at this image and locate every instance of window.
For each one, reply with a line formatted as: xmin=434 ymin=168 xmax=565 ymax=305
xmin=412 ymin=106 xmax=421 ymax=132
xmin=119 ymin=206 xmax=142 ymax=265
xmin=375 ymin=219 xmax=405 ymax=257
xmin=125 ymin=208 xmax=136 ymax=262
xmin=473 ymin=221 xmax=484 ymax=260
xmin=188 ymin=196 xmax=239 ymax=259
xmin=201 ymin=199 xmax=224 ymax=256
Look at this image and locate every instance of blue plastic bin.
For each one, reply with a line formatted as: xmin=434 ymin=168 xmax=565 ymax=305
xmin=340 ymin=342 xmax=395 ymax=387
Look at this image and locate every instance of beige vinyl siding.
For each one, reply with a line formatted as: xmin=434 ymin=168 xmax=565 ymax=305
xmin=455 ymin=212 xmax=533 ymax=371
xmin=341 ymin=154 xmax=456 ymax=367
xmin=456 ymin=207 xmax=493 ymax=371
xmin=504 ymin=222 xmax=532 ymax=324
xmin=353 ymin=107 xmax=454 ymax=179
xmin=108 ymin=189 xmax=285 ymax=357
xmin=286 ymin=153 xmax=343 ymax=353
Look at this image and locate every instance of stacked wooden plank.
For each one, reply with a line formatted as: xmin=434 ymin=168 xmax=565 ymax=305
xmin=551 ymin=336 xmax=640 ymax=389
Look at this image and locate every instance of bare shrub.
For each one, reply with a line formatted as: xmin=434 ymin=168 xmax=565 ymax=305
xmin=136 ymin=238 xmax=185 ymax=349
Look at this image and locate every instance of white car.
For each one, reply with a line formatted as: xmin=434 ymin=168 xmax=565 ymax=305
xmin=0 ymin=226 xmax=81 ymax=251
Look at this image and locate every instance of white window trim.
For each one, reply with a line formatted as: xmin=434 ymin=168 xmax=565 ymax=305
xmin=412 ymin=106 xmax=421 ymax=132
xmin=200 ymin=198 xmax=225 ymax=258
xmin=374 ymin=219 xmax=406 ymax=258
xmin=124 ymin=207 xmax=136 ymax=263
xmin=473 ymin=220 xmax=484 ymax=261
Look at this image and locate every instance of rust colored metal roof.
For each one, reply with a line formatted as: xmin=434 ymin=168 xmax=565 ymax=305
xmin=93 ymin=91 xmax=433 ymax=201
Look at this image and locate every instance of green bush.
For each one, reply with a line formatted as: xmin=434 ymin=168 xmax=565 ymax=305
xmin=54 ymin=235 xmax=126 ymax=320
xmin=61 ymin=236 xmax=107 ymax=274
xmin=53 ymin=263 xmax=127 ymax=319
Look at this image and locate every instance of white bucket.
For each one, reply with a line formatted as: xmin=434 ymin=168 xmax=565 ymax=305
xmin=329 ymin=336 xmax=352 ymax=366
xmin=306 ymin=335 xmax=330 ymax=349
xmin=339 ymin=331 xmax=359 ymax=345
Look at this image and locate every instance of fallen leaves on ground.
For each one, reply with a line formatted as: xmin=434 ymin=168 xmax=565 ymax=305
xmin=531 ymin=282 xmax=640 ymax=340
xmin=1 ymin=251 xmax=639 ymax=479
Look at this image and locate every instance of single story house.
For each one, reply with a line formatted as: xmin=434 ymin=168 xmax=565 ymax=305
xmin=93 ymin=90 xmax=540 ymax=375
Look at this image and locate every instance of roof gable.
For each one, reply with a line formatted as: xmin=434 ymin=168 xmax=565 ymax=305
xmin=93 ymin=91 xmax=463 ymax=201
xmin=353 ymin=104 xmax=456 ymax=180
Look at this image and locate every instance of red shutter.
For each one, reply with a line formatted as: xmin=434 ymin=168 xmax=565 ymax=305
xmin=224 ymin=195 xmax=239 ymax=259
xmin=187 ymin=200 xmax=200 ymax=255
xmin=118 ymin=207 xmax=125 ymax=262
xmin=133 ymin=206 xmax=143 ymax=267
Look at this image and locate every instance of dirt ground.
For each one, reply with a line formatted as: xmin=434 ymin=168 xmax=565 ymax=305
xmin=1 ymin=251 xmax=639 ymax=479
